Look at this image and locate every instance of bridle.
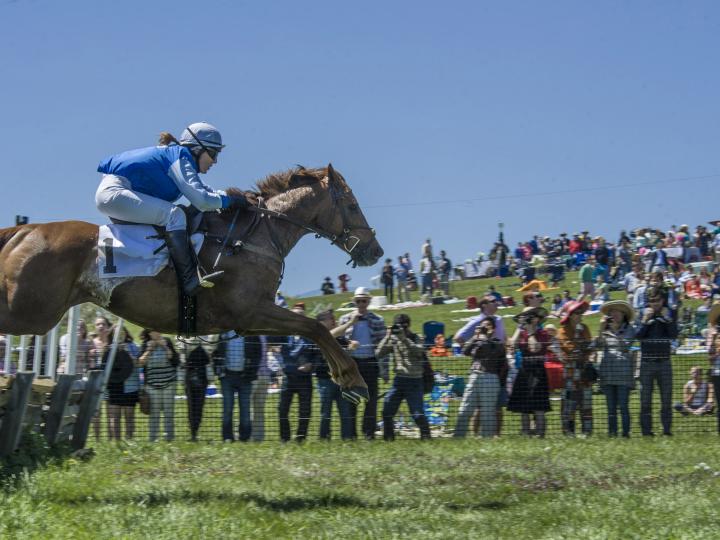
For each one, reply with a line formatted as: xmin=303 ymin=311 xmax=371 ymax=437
xmin=322 ymin=177 xmax=376 ymax=266
xmin=208 ymin=174 xmax=376 ymax=285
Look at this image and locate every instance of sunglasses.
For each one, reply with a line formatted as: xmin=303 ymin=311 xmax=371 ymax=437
xmin=355 ymin=299 xmax=370 ymax=304
xmin=205 ymin=146 xmax=221 ymax=161
xmin=185 ymin=126 xmax=221 ymax=161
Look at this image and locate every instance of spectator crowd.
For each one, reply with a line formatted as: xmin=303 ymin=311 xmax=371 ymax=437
xmin=2 ymin=222 xmax=720 ymax=442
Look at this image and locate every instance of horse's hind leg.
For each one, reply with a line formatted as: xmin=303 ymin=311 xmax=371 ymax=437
xmin=246 ymin=303 xmax=369 ymax=404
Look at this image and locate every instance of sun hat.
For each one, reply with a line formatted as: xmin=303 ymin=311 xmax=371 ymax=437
xmin=560 ymin=300 xmax=589 ymax=325
xmin=353 ymin=286 xmax=372 ymax=299
xmin=600 ymin=300 xmax=635 ymax=322
xmin=512 ymin=306 xmax=548 ymax=323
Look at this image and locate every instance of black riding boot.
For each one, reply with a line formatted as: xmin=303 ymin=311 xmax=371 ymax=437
xmin=165 ymin=230 xmax=205 ymax=297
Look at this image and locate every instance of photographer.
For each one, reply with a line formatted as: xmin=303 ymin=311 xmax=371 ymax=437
xmin=453 ymin=317 xmax=507 ymax=438
xmin=636 ymin=286 xmax=678 ymax=436
xmin=375 ymin=314 xmax=431 ymax=441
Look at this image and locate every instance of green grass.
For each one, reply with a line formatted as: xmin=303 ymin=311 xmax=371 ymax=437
xmin=1 ymin=437 xmax=719 ymax=539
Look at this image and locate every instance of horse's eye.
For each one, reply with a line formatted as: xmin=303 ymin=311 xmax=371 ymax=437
xmin=347 ymin=204 xmax=359 ymax=213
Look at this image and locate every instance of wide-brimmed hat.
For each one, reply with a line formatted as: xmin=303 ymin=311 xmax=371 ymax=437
xmin=560 ymin=300 xmax=589 ymax=325
xmin=353 ymin=286 xmax=372 ymax=299
xmin=512 ymin=306 xmax=548 ymax=323
xmin=709 ymin=303 xmax=720 ymax=327
xmin=600 ymin=300 xmax=635 ymax=322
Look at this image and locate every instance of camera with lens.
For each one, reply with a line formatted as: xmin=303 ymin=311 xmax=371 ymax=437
xmin=391 ymin=323 xmax=404 ymax=336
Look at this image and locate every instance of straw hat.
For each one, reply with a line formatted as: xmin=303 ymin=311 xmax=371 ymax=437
xmin=709 ymin=303 xmax=720 ymax=327
xmin=512 ymin=306 xmax=548 ymax=323
xmin=600 ymin=300 xmax=635 ymax=322
xmin=560 ymin=300 xmax=589 ymax=325
xmin=353 ymin=286 xmax=372 ymax=299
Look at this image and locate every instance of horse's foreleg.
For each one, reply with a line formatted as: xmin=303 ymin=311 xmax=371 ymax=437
xmin=246 ymin=303 xmax=368 ymax=404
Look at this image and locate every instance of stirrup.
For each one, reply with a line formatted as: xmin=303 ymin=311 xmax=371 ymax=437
xmin=198 ymin=269 xmax=224 ymax=288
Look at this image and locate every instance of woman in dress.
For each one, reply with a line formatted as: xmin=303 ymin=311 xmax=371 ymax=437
xmin=507 ymin=306 xmax=551 ymax=437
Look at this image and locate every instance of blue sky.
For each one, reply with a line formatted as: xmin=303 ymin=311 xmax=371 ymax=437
xmin=2 ymin=1 xmax=719 ymax=295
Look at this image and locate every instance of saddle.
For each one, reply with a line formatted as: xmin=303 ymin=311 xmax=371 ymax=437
xmin=107 ymin=206 xmax=206 ymax=337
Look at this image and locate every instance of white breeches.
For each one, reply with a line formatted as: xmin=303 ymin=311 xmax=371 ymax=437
xmin=95 ymin=174 xmax=186 ymax=231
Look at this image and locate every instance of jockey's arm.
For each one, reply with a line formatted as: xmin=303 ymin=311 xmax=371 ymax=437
xmin=168 ymin=155 xmax=226 ymax=211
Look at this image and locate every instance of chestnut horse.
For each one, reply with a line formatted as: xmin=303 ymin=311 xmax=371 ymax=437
xmin=0 ymin=164 xmax=383 ymax=402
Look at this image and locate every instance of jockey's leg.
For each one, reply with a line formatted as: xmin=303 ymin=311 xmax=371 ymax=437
xmin=95 ymin=175 xmax=213 ymax=296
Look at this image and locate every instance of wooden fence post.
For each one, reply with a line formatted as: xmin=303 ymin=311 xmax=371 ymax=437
xmin=18 ymin=336 xmax=29 ymax=371
xmin=71 ymin=371 xmax=103 ymax=450
xmin=65 ymin=307 xmax=80 ymax=376
xmin=2 ymin=335 xmax=12 ymax=374
xmin=32 ymin=335 xmax=43 ymax=374
xmin=46 ymin=324 xmax=60 ymax=379
xmin=0 ymin=372 xmax=35 ymax=456
xmin=44 ymin=375 xmax=80 ymax=445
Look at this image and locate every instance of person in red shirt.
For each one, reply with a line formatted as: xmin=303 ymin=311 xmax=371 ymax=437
xmin=569 ymin=235 xmax=583 ymax=255
xmin=337 ymin=274 xmax=351 ymax=293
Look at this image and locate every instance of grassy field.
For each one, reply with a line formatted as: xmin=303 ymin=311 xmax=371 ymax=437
xmin=1 ymin=437 xmax=719 ymax=539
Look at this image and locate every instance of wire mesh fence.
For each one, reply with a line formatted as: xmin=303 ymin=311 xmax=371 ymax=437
xmin=2 ymin=336 xmax=717 ymax=442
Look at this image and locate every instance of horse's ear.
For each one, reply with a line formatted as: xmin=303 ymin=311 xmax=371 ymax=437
xmin=327 ymin=163 xmax=338 ymax=185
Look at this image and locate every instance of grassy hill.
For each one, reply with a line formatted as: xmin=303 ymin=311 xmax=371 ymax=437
xmin=291 ymin=273 xmax=700 ymax=338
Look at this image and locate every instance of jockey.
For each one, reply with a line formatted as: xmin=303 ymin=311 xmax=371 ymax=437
xmin=95 ymin=122 xmax=247 ymax=296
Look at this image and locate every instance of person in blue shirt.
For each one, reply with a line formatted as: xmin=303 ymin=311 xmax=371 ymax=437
xmin=278 ymin=304 xmax=315 ymax=442
xmin=95 ymin=122 xmax=248 ymax=296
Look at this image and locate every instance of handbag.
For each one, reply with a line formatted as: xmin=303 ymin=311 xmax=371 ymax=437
xmin=138 ymin=387 xmax=151 ymax=415
xmin=580 ymin=362 xmax=599 ymax=384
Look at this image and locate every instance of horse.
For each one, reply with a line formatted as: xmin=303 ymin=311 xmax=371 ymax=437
xmin=0 ymin=164 xmax=383 ymax=402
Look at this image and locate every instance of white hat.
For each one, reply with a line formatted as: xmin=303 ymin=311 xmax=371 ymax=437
xmin=353 ymin=286 xmax=372 ymax=299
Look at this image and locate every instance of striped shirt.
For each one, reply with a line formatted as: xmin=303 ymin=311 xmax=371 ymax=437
xmin=144 ymin=347 xmax=177 ymax=388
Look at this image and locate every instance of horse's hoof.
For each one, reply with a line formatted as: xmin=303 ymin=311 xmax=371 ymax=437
xmin=341 ymin=386 xmax=369 ymax=405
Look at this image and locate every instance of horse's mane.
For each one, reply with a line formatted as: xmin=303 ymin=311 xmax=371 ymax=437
xmin=225 ymin=166 xmax=330 ymax=202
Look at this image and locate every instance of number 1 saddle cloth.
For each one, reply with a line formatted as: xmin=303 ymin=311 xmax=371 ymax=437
xmin=97 ymin=224 xmax=204 ymax=278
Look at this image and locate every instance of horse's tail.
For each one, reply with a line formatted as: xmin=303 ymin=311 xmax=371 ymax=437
xmin=0 ymin=226 xmax=21 ymax=253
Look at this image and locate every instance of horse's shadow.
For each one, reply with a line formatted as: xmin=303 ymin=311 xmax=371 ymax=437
xmin=56 ymin=489 xmax=509 ymax=512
